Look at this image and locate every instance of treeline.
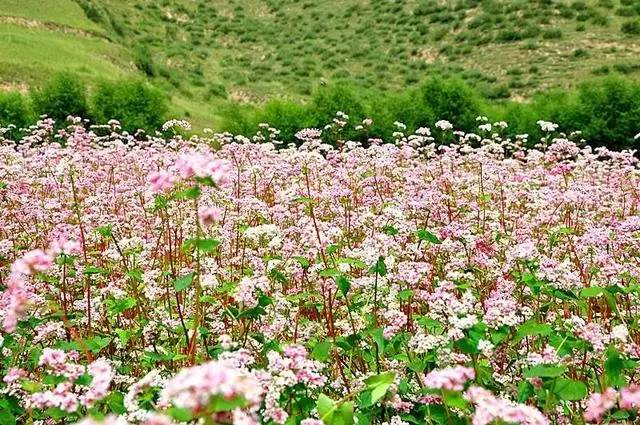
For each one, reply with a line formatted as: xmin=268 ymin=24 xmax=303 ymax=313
xmin=220 ymin=76 xmax=640 ymax=151
xmin=1 ymin=73 xmax=640 ymax=150
xmin=0 ymin=73 xmax=166 ymax=134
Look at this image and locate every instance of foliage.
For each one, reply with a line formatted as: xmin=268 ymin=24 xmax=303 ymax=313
xmin=31 ymin=72 xmax=88 ymax=124
xmin=0 ymin=91 xmax=31 ymax=131
xmin=90 ymin=79 xmax=168 ymax=133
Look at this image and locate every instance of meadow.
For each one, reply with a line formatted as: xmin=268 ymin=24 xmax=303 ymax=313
xmin=1 ymin=116 xmax=640 ymax=424
xmin=3 ymin=1 xmax=640 ymax=424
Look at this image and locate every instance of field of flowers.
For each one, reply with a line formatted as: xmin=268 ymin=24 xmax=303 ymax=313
xmin=1 ymin=116 xmax=640 ymax=425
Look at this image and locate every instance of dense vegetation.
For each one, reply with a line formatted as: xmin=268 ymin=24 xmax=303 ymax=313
xmin=2 ymin=73 xmax=640 ymax=150
xmin=2 ymin=0 xmax=640 ymax=130
xmin=2 ymin=120 xmax=640 ymax=425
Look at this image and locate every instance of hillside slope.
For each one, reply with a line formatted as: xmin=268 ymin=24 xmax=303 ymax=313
xmin=1 ymin=0 xmax=640 ymax=127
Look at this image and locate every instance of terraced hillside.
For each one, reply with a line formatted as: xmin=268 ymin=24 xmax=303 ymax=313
xmin=1 ymin=0 xmax=640 ymax=126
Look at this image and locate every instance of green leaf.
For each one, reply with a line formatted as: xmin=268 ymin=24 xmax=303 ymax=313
xmin=195 ymin=238 xmax=220 ymax=253
xmin=336 ymin=275 xmax=351 ymax=296
xmin=84 ymin=266 xmax=109 ymax=275
xmin=115 ymin=329 xmax=133 ymax=346
xmin=86 ymin=336 xmax=112 ymax=353
xmin=0 ymin=410 xmax=15 ymax=425
xmin=167 ymin=406 xmax=194 ymax=422
xmin=364 ymin=371 xmax=395 ymax=405
xmin=515 ymin=322 xmax=552 ymax=342
xmin=175 ymin=185 xmax=201 ymax=200
xmin=605 ymin=347 xmax=625 ymax=386
xmin=611 ymin=410 xmax=630 ymax=419
xmin=524 ymin=364 xmax=566 ymax=378
xmin=96 ymin=225 xmax=113 ymax=238
xmin=107 ymin=297 xmax=137 ymax=315
xmin=312 ymin=340 xmax=332 ymax=362
xmin=554 ymin=378 xmax=587 ymax=401
xmin=416 ymin=229 xmax=441 ymax=244
xmin=293 ymin=256 xmax=310 ymax=268
xmin=334 ymin=401 xmax=354 ymax=425
xmin=44 ymin=408 xmax=67 ymax=420
xmin=174 ymin=273 xmax=194 ymax=292
xmin=21 ymin=380 xmax=43 ymax=393
xmin=319 ymin=268 xmax=341 ymax=277
xmin=382 ymin=225 xmax=399 ymax=235
xmin=442 ymin=390 xmax=469 ymax=410
xmin=370 ymin=256 xmax=387 ymax=276
xmin=318 ymin=394 xmax=337 ymax=424
xmin=106 ymin=391 xmax=126 ymax=414
xmin=580 ymin=287 xmax=604 ymax=298
xmin=397 ymin=289 xmax=414 ymax=301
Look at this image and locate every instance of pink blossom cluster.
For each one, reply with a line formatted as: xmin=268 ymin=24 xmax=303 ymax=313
xmin=423 ymin=366 xmax=476 ymax=391
xmin=1 ymin=118 xmax=640 ymax=423
xmin=465 ymin=386 xmax=549 ymax=425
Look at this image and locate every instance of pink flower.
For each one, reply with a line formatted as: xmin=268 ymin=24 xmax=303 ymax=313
xmin=174 ymin=152 xmax=231 ymax=185
xmin=620 ymin=384 xmax=640 ymax=409
xmin=147 ymin=170 xmax=176 ymax=193
xmin=424 ymin=366 xmax=475 ymax=391
xmin=465 ymin=386 xmax=548 ymax=425
xmin=199 ymin=206 xmax=224 ymax=227
xmin=584 ymin=388 xmax=618 ymax=423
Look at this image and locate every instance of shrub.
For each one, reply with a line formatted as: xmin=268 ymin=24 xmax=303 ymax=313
xmin=133 ymin=46 xmax=156 ymax=77
xmin=0 ymin=91 xmax=31 ymax=134
xmin=91 ymin=79 xmax=167 ymax=133
xmin=572 ymin=77 xmax=640 ymax=149
xmin=31 ymin=73 xmax=88 ymax=124
xmin=621 ymin=20 xmax=640 ymax=35
xmin=417 ymin=77 xmax=482 ymax=130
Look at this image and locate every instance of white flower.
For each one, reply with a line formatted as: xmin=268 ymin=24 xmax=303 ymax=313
xmin=612 ymin=324 xmax=629 ymax=341
xmin=477 ymin=339 xmax=494 ymax=356
xmin=537 ymin=120 xmax=559 ymax=132
xmin=435 ymin=120 xmax=453 ymax=131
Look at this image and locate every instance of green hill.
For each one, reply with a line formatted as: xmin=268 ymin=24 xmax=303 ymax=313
xmin=1 ymin=0 xmax=640 ymax=129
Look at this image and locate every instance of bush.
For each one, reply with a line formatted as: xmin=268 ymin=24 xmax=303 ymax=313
xmin=31 ymin=73 xmax=88 ymax=124
xmin=622 ymin=20 xmax=640 ymax=35
xmin=572 ymin=77 xmax=640 ymax=149
xmin=417 ymin=77 xmax=482 ymax=130
xmin=0 ymin=91 xmax=31 ymax=131
xmin=91 ymin=79 xmax=167 ymax=133
xmin=215 ymin=76 xmax=640 ymax=151
xmin=133 ymin=46 xmax=156 ymax=77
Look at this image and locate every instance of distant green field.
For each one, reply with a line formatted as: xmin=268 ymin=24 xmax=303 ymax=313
xmin=1 ymin=0 xmax=640 ymax=130
xmin=0 ymin=0 xmax=103 ymax=32
xmin=0 ymin=24 xmax=130 ymax=83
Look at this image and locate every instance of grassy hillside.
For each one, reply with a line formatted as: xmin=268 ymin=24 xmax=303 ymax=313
xmin=1 ymin=0 xmax=640 ymax=128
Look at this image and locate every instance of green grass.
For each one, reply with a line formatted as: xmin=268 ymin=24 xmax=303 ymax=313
xmin=0 ymin=24 xmax=131 ymax=83
xmin=2 ymin=0 xmax=640 ymax=130
xmin=0 ymin=0 xmax=103 ymax=32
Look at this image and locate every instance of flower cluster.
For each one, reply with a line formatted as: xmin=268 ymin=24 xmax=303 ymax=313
xmin=1 ymin=117 xmax=640 ymax=424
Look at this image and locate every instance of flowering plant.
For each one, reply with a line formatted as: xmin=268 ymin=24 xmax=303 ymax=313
xmin=1 ymin=117 xmax=640 ymax=424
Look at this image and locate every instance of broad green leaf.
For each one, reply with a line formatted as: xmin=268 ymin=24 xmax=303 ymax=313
xmin=318 ymin=394 xmax=337 ymax=424
xmin=370 ymin=256 xmax=387 ymax=276
xmin=364 ymin=371 xmax=395 ymax=405
xmin=336 ymin=275 xmax=351 ymax=296
xmin=554 ymin=378 xmax=587 ymax=400
xmin=174 ymin=273 xmax=194 ymax=292
xmin=524 ymin=364 xmax=566 ymax=378
xmin=580 ymin=287 xmax=604 ymax=298
xmin=334 ymin=401 xmax=354 ymax=425
xmin=167 ymin=406 xmax=194 ymax=421
xmin=515 ymin=322 xmax=552 ymax=342
xmin=312 ymin=340 xmax=332 ymax=362
xmin=195 ymin=238 xmax=220 ymax=253
xmin=416 ymin=229 xmax=441 ymax=244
